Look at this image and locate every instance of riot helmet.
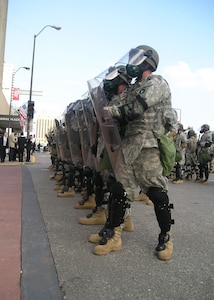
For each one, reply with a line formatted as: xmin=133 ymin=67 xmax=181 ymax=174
xmin=177 ymin=123 xmax=184 ymax=131
xmin=187 ymin=129 xmax=196 ymax=138
xmin=103 ymin=65 xmax=131 ymax=100
xmin=126 ymin=45 xmax=159 ymax=78
xmin=200 ymin=124 xmax=210 ymax=133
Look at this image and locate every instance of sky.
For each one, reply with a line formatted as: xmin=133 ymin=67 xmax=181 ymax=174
xmin=4 ymin=0 xmax=214 ymax=133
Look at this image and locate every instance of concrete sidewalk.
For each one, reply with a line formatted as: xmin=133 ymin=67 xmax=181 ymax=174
xmin=0 ymin=165 xmax=22 ymax=300
xmin=0 ymin=160 xmax=61 ymax=300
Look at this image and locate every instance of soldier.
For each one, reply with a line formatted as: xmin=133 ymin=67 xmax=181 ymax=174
xmin=105 ymin=45 xmax=177 ymax=260
xmin=87 ymin=66 xmax=135 ymax=255
xmin=185 ymin=129 xmax=199 ymax=181
xmin=196 ymin=124 xmax=212 ymax=184
xmin=172 ymin=124 xmax=187 ymax=184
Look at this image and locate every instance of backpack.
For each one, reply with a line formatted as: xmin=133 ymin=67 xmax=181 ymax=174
xmin=156 ymin=134 xmax=176 ymax=176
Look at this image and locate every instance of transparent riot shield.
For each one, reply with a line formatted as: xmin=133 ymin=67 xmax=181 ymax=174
xmin=64 ymin=101 xmax=83 ymax=167
xmin=80 ymin=96 xmax=101 ymax=172
xmin=75 ymin=97 xmax=94 ymax=170
xmin=54 ymin=119 xmax=71 ymax=163
xmin=87 ymin=72 xmax=124 ymax=178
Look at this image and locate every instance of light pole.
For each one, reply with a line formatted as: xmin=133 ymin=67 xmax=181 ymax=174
xmin=26 ymin=25 xmax=61 ymax=138
xmin=8 ymin=66 xmax=30 ymax=134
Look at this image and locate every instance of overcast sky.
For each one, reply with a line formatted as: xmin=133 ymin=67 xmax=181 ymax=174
xmin=4 ymin=0 xmax=214 ymax=132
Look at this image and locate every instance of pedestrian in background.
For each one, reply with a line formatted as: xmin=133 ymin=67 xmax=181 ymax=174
xmin=17 ymin=132 xmax=26 ymax=162
xmin=0 ymin=131 xmax=9 ymax=162
xmin=9 ymin=130 xmax=18 ymax=161
xmin=26 ymin=135 xmax=32 ymax=162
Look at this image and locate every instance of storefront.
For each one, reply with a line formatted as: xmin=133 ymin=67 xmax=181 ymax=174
xmin=0 ymin=114 xmax=22 ymax=132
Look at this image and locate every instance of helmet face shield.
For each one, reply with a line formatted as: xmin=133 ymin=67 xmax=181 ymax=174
xmin=115 ymin=48 xmax=148 ymax=67
xmin=128 ymin=48 xmax=149 ymax=65
xmin=105 ymin=66 xmax=126 ymax=80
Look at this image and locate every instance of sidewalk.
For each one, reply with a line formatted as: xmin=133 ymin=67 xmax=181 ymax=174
xmin=0 ymin=165 xmax=22 ymax=300
xmin=0 ymin=157 xmax=61 ymax=300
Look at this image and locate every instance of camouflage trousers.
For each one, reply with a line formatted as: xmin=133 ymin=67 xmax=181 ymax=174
xmin=185 ymin=152 xmax=199 ymax=173
xmin=115 ymin=147 xmax=168 ymax=200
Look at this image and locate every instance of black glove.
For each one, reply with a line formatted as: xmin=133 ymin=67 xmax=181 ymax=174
xmin=205 ymin=141 xmax=212 ymax=147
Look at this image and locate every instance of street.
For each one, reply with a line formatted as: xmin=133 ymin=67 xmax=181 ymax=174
xmin=25 ymin=152 xmax=214 ymax=300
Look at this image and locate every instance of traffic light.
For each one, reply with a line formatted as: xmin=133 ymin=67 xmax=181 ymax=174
xmin=27 ymin=101 xmax=35 ymax=119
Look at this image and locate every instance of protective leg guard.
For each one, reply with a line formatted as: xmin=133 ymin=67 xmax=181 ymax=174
xmin=147 ymin=187 xmax=174 ymax=234
xmin=107 ymin=182 xmax=127 ymax=228
xmin=156 ymin=232 xmax=173 ymax=261
xmin=147 ymin=187 xmax=174 ymax=260
xmin=74 ymin=194 xmax=96 ymax=209
xmin=93 ymin=226 xmax=122 ymax=255
xmin=79 ymin=207 xmax=107 ymax=225
xmin=94 ymin=172 xmax=105 ymax=207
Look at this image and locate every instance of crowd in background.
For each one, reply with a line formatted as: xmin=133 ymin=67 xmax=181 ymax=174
xmin=0 ymin=130 xmax=48 ymax=163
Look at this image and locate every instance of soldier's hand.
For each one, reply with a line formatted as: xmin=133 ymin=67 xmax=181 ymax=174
xmin=103 ymin=105 xmax=122 ymax=119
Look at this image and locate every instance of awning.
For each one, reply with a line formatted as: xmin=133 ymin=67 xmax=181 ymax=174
xmin=0 ymin=114 xmax=22 ymax=132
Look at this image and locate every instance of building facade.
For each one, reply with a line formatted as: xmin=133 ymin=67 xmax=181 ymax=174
xmin=0 ymin=0 xmax=9 ymax=115
xmin=35 ymin=114 xmax=55 ymax=145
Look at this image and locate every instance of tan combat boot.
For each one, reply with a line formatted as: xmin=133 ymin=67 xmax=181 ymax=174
xmin=54 ymin=185 xmax=64 ymax=191
xmin=74 ymin=194 xmax=96 ymax=209
xmin=134 ymin=192 xmax=153 ymax=206
xmin=50 ymin=173 xmax=62 ymax=181
xmin=123 ymin=214 xmax=134 ymax=232
xmin=79 ymin=207 xmax=106 ymax=225
xmin=89 ymin=213 xmax=134 ymax=243
xmin=88 ymin=233 xmax=102 ymax=243
xmin=93 ymin=227 xmax=122 ymax=255
xmin=156 ymin=232 xmax=173 ymax=261
xmin=134 ymin=191 xmax=149 ymax=201
xmin=57 ymin=187 xmax=75 ymax=198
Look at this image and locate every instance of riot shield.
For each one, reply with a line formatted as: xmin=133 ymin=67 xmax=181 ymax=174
xmin=81 ymin=96 xmax=101 ymax=172
xmin=87 ymin=72 xmax=125 ymax=178
xmin=75 ymin=98 xmax=94 ymax=169
xmin=64 ymin=101 xmax=83 ymax=167
xmin=54 ymin=119 xmax=71 ymax=163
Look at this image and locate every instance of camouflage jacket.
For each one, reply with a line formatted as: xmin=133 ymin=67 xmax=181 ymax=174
xmin=120 ymin=74 xmax=177 ymax=164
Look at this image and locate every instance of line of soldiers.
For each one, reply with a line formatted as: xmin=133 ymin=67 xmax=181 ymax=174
xmin=46 ymin=45 xmax=179 ymax=261
xmin=170 ymin=123 xmax=213 ymax=184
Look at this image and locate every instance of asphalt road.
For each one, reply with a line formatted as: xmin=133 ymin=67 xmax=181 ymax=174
xmin=26 ymin=152 xmax=214 ymax=300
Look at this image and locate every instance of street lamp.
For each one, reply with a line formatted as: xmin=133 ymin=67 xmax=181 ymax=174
xmin=26 ymin=25 xmax=62 ymax=138
xmin=8 ymin=66 xmax=30 ymax=134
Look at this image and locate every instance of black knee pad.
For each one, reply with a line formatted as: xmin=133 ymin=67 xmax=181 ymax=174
xmin=107 ymin=175 xmax=116 ymax=190
xmin=147 ymin=187 xmax=174 ymax=234
xmin=94 ymin=172 xmax=104 ymax=187
xmin=107 ymin=182 xmax=127 ymax=229
xmin=83 ymin=167 xmax=93 ymax=178
xmin=109 ymin=181 xmax=125 ymax=198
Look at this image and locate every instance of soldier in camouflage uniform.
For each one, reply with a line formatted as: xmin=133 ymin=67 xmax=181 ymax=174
xmin=172 ymin=124 xmax=187 ymax=184
xmin=106 ymin=45 xmax=177 ymax=261
xmin=88 ymin=67 xmax=135 ymax=255
xmin=196 ymin=124 xmax=212 ymax=184
xmin=185 ymin=129 xmax=199 ymax=181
